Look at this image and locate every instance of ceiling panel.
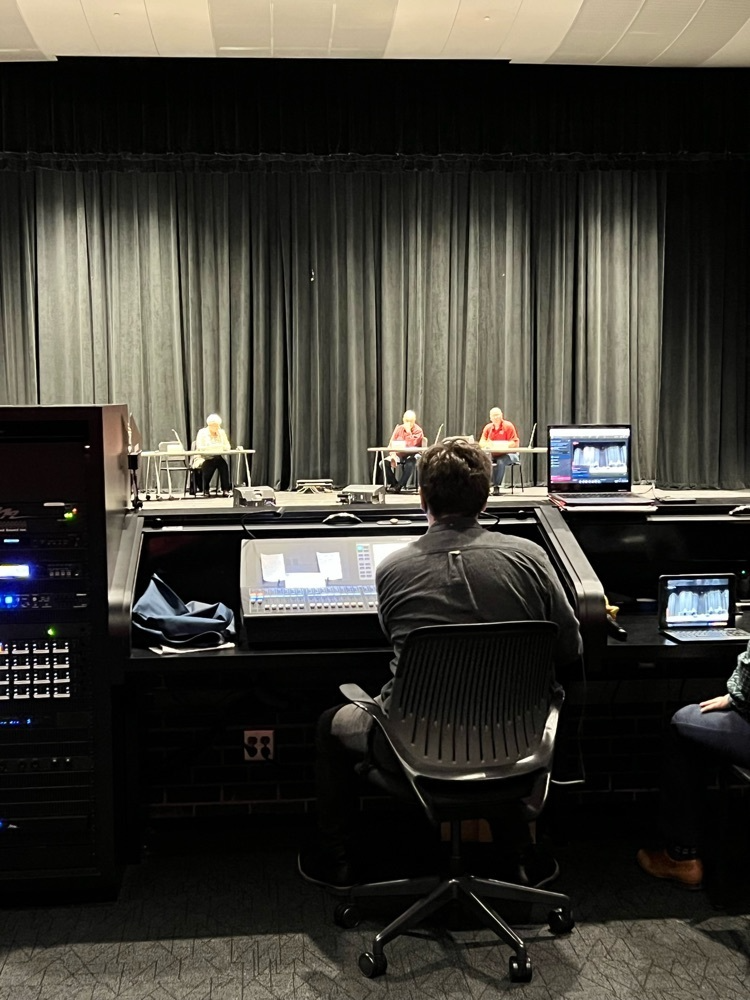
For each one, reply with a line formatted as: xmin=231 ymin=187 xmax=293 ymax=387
xmin=333 ymin=0 xmax=395 ymax=55
xmin=79 ymin=0 xmax=158 ymax=56
xmin=331 ymin=28 xmax=390 ymax=53
xmin=330 ymin=47 xmax=390 ymax=58
xmin=385 ymin=0 xmax=458 ymax=58
xmin=442 ymin=0 xmax=523 ymax=59
xmin=8 ymin=0 xmax=750 ymax=66
xmin=336 ymin=0 xmax=398 ymax=32
xmin=549 ymin=0 xmax=644 ymax=64
xmin=704 ymin=12 xmax=750 ymax=64
xmin=598 ymin=0 xmax=702 ymax=65
xmin=273 ymin=0 xmax=333 ymax=51
xmin=651 ymin=0 xmax=750 ymax=65
xmin=15 ymin=1 xmax=96 ymax=57
xmin=497 ymin=0 xmax=584 ymax=63
xmin=149 ymin=0 xmax=215 ymax=56
xmin=0 ymin=0 xmax=46 ymax=58
xmin=211 ymin=0 xmax=270 ymax=52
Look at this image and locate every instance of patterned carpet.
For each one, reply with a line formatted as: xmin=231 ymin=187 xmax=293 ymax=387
xmin=0 ymin=811 xmax=748 ymax=1000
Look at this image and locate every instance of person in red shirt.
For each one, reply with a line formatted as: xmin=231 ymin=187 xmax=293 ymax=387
xmin=385 ymin=410 xmax=426 ymax=492
xmin=479 ymin=407 xmax=520 ymax=495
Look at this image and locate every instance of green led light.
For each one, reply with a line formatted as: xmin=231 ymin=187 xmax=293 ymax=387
xmin=64 ymin=511 xmax=74 ymax=521
xmin=47 ymin=627 xmax=57 ymax=637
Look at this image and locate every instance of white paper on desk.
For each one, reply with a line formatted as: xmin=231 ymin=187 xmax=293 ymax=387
xmin=317 ymin=551 xmax=343 ymax=581
xmin=261 ymin=552 xmax=286 ymax=583
xmin=285 ymin=571 xmax=326 ymax=589
xmin=150 ymin=642 xmax=235 ymax=655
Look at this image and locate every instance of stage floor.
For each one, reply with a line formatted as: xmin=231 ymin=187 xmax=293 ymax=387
xmin=139 ymin=484 xmax=750 ymax=513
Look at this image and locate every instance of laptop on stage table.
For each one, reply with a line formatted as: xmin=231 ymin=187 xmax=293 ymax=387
xmin=547 ymin=424 xmax=648 ymax=505
xmin=658 ymin=573 xmax=750 ymax=643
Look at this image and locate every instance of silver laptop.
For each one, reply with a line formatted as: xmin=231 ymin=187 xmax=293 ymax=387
xmin=658 ymin=573 xmax=750 ymax=643
xmin=547 ymin=424 xmax=647 ymax=505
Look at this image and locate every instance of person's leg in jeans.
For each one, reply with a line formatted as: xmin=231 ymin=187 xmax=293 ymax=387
xmin=661 ymin=704 xmax=750 ymax=847
xmin=638 ymin=704 xmax=750 ymax=888
xmin=492 ymin=455 xmax=511 ymax=491
xmin=400 ymin=455 xmax=416 ymax=490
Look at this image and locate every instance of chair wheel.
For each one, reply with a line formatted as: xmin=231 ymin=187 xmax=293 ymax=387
xmin=358 ymin=951 xmax=387 ymax=978
xmin=548 ymin=907 xmax=575 ymax=934
xmin=334 ymin=903 xmax=360 ymax=929
xmin=508 ymin=955 xmax=532 ymax=983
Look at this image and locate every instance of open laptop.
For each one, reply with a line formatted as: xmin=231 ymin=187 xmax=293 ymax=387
xmin=658 ymin=573 xmax=750 ymax=643
xmin=547 ymin=424 xmax=648 ymax=505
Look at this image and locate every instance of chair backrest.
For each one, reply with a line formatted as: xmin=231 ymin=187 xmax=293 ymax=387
xmin=386 ymin=620 xmax=560 ymax=783
xmin=158 ymin=440 xmax=189 ymax=469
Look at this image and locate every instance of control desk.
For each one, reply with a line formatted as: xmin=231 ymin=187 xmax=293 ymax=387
xmin=127 ymin=505 xmax=606 ymax=664
xmin=559 ymin=501 xmax=750 ymax=675
xmin=120 ymin=501 xmax=750 ymax=834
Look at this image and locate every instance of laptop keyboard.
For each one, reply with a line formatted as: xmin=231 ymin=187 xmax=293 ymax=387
xmin=554 ymin=493 xmax=647 ymax=504
xmin=672 ymin=628 xmax=750 ymax=640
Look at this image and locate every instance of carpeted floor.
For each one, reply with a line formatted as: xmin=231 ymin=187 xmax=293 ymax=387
xmin=0 ymin=811 xmax=748 ymax=1000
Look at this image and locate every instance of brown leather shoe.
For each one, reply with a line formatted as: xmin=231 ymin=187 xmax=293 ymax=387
xmin=636 ymin=848 xmax=703 ymax=890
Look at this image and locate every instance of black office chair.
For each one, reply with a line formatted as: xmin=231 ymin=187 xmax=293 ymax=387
xmin=334 ymin=620 xmax=573 ymax=984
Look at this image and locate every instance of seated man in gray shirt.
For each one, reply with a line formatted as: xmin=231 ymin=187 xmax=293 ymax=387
xmin=299 ymin=438 xmax=583 ymax=890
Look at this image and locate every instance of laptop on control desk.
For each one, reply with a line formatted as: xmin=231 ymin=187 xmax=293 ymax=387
xmin=658 ymin=573 xmax=750 ymax=643
xmin=547 ymin=424 xmax=648 ymax=505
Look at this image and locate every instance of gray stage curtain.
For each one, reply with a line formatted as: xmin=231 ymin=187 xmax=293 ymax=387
xmin=658 ymin=169 xmax=750 ymax=490
xmin=0 ymin=172 xmax=37 ymax=403
xmin=0 ymin=164 xmax=689 ymax=487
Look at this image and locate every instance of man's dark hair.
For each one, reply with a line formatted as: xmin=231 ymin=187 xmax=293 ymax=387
xmin=419 ymin=439 xmax=491 ymax=519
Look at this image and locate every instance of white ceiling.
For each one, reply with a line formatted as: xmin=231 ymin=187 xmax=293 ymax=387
xmin=3 ymin=0 xmax=750 ymax=66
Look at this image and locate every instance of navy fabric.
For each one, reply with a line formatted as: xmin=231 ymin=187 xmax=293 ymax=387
xmin=132 ymin=574 xmax=236 ymax=648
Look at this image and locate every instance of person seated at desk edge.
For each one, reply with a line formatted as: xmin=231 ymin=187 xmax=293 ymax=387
xmin=637 ymin=643 xmax=750 ymax=889
xmin=479 ymin=406 xmax=520 ymax=495
xmin=194 ymin=413 xmax=231 ymax=497
xmin=384 ymin=409 xmax=426 ymax=492
xmin=298 ymin=437 xmax=583 ymax=891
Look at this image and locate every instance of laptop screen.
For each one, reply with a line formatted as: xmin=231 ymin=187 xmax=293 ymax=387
xmin=547 ymin=424 xmax=632 ymax=494
xmin=658 ymin=574 xmax=735 ymax=629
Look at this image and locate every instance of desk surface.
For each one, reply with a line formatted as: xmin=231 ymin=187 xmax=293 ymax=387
xmin=607 ymin=613 xmax=750 ymax=657
xmin=367 ymin=445 xmax=427 ymax=453
xmin=481 ymin=445 xmax=548 ymax=454
xmin=367 ymin=445 xmax=547 ymax=453
xmin=142 ymin=447 xmax=255 ymax=457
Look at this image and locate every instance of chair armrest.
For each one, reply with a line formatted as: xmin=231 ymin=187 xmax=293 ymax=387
xmin=339 ymin=684 xmax=386 ymax=723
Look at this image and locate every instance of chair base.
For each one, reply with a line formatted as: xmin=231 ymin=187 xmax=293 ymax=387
xmin=342 ymin=871 xmax=572 ymax=982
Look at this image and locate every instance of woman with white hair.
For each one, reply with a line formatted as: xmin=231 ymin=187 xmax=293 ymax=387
xmin=194 ymin=413 xmax=231 ymax=496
